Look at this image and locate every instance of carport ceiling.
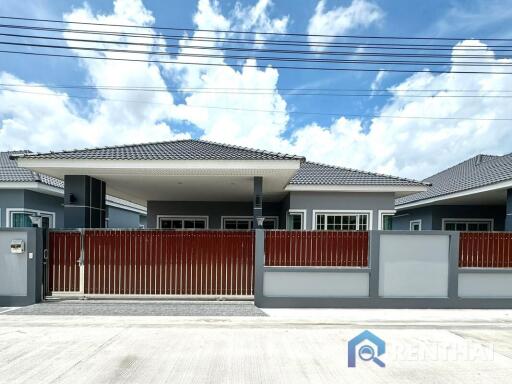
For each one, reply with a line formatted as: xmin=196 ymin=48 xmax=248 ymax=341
xmin=104 ymin=174 xmax=291 ymax=204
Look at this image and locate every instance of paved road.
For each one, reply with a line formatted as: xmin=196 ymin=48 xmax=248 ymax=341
xmin=1 ymin=302 xmax=511 ymax=383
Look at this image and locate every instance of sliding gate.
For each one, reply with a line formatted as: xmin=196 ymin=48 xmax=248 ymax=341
xmin=48 ymin=230 xmax=255 ymax=296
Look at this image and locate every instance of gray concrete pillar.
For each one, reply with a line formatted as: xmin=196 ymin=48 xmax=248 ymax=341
xmin=506 ymin=189 xmax=512 ymax=232
xmin=64 ymin=175 xmax=106 ymax=228
xmin=253 ymin=228 xmax=265 ymax=307
xmin=253 ymin=176 xmax=263 ymax=229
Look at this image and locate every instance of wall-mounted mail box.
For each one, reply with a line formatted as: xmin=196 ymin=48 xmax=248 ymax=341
xmin=10 ymin=240 xmax=25 ymax=254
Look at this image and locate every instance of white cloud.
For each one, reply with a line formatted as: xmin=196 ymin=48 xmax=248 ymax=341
xmin=2 ymin=0 xmax=511 ymax=183
xmin=0 ymin=0 xmax=188 ymax=152
xmin=288 ymin=41 xmax=512 ymax=179
xmin=307 ymin=0 xmax=384 ymax=50
xmin=370 ymin=70 xmax=386 ymax=92
xmin=165 ymin=0 xmax=291 ymax=149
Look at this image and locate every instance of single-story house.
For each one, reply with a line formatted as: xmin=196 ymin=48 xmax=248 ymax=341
xmin=13 ymin=140 xmax=427 ymax=230
xmin=394 ymin=153 xmax=512 ymax=231
xmin=1 ymin=151 xmax=147 ymax=228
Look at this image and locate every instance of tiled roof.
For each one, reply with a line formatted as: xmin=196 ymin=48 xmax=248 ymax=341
xmin=289 ymin=162 xmax=427 ymax=186
xmin=14 ymin=139 xmax=304 ymax=161
xmin=396 ymin=153 xmax=512 ymax=206
xmin=0 ymin=151 xmax=63 ymax=188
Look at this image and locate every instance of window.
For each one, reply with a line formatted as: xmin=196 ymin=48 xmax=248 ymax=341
xmin=287 ymin=210 xmax=305 ymax=230
xmin=7 ymin=209 xmax=55 ymax=228
xmin=443 ymin=219 xmax=492 ymax=232
xmin=314 ymin=213 xmax=369 ymax=231
xmin=221 ymin=216 xmax=278 ymax=230
xmin=158 ymin=216 xmax=208 ymax=229
xmin=378 ymin=210 xmax=395 ymax=230
xmin=410 ymin=220 xmax=422 ymax=231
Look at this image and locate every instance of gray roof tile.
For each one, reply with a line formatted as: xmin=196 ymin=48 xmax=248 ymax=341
xmin=0 ymin=151 xmax=64 ymax=188
xmin=10 ymin=140 xmax=426 ymax=188
xmin=289 ymin=162 xmax=427 ymax=186
xmin=396 ymin=153 xmax=512 ymax=206
xmin=15 ymin=139 xmax=304 ymax=161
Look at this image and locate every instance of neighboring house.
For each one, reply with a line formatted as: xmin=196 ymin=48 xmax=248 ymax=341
xmin=394 ymin=153 xmax=512 ymax=232
xmin=13 ymin=140 xmax=427 ymax=230
xmin=0 ymin=151 xmax=146 ymax=228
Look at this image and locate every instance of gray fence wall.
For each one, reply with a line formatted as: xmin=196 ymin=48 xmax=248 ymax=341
xmin=254 ymin=230 xmax=512 ymax=308
xmin=0 ymin=228 xmax=44 ymax=306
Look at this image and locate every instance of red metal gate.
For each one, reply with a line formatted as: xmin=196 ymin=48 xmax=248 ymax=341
xmin=48 ymin=230 xmax=255 ymax=296
xmin=48 ymin=231 xmax=81 ymax=292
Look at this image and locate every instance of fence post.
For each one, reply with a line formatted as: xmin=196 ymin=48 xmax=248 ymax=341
xmin=448 ymin=231 xmax=460 ymax=300
xmin=368 ymin=230 xmax=380 ymax=298
xmin=254 ymin=228 xmax=265 ymax=307
xmin=79 ymin=229 xmax=85 ymax=297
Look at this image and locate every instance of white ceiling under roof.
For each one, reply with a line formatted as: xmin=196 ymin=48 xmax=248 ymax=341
xmin=17 ymin=158 xmax=302 ymax=205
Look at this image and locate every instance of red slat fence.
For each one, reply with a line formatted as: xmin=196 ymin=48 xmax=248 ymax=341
xmin=48 ymin=231 xmax=81 ymax=292
xmin=82 ymin=230 xmax=255 ymax=295
xmin=459 ymin=232 xmax=512 ymax=268
xmin=265 ymin=230 xmax=369 ymax=267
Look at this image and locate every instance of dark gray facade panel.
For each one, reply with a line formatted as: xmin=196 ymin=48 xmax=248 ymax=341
xmin=147 ymin=201 xmax=284 ymax=229
xmin=394 ymin=205 xmax=506 ymax=231
xmin=64 ymin=175 xmax=106 ymax=228
xmin=288 ymin=191 xmax=395 ymax=230
xmin=107 ymin=206 xmax=142 ymax=228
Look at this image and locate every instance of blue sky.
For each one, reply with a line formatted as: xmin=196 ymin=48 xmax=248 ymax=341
xmin=0 ymin=0 xmax=512 ymax=179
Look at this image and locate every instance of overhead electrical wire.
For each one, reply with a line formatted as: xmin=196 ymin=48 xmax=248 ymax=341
xmin=1 ymin=83 xmax=512 ymax=98
xmin=0 ymin=22 xmax=511 ymax=52
xmin=2 ymin=31 xmax=511 ymax=59
xmin=1 ymin=40 xmax=508 ymax=67
xmin=2 ymin=87 xmax=512 ymax=121
xmin=3 ymin=49 xmax=512 ymax=74
xmin=2 ymin=15 xmax=512 ymax=43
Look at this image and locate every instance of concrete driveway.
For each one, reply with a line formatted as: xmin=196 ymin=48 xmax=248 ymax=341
xmin=1 ymin=301 xmax=511 ymax=383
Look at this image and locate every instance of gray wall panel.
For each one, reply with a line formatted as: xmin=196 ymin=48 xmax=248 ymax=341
xmin=394 ymin=205 xmax=505 ymax=231
xmin=23 ymin=190 xmax=64 ymax=228
xmin=107 ymin=206 xmax=142 ymax=228
xmin=288 ymin=191 xmax=395 ymax=230
xmin=147 ymin=201 xmax=284 ymax=229
xmin=0 ymin=190 xmax=24 ymax=227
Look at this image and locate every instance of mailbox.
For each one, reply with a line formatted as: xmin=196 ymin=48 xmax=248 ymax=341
xmin=10 ymin=239 xmax=25 ymax=254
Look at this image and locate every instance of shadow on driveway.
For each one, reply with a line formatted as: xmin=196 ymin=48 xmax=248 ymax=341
xmin=3 ymin=299 xmax=267 ymax=317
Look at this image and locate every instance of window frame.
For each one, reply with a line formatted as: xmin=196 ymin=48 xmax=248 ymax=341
xmin=221 ymin=216 xmax=279 ymax=230
xmin=156 ymin=215 xmax=209 ymax=229
xmin=378 ymin=210 xmax=396 ymax=230
xmin=312 ymin=210 xmax=373 ymax=231
xmin=287 ymin=209 xmax=307 ymax=230
xmin=6 ymin=208 xmax=56 ymax=228
xmin=441 ymin=218 xmax=494 ymax=232
xmin=410 ymin=219 xmax=422 ymax=231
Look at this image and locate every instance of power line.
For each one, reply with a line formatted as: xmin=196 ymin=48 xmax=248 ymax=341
xmin=4 ymin=83 xmax=512 ymax=93
xmin=1 ymin=22 xmax=512 ymax=52
xmin=2 ymin=83 xmax=512 ymax=98
xmin=2 ymin=49 xmax=512 ymax=75
xmin=3 ymin=31 xmax=511 ymax=59
xmin=2 ymin=40 xmax=509 ymax=67
xmin=1 ymin=15 xmax=511 ymax=43
xmin=3 ymin=87 xmax=512 ymax=121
